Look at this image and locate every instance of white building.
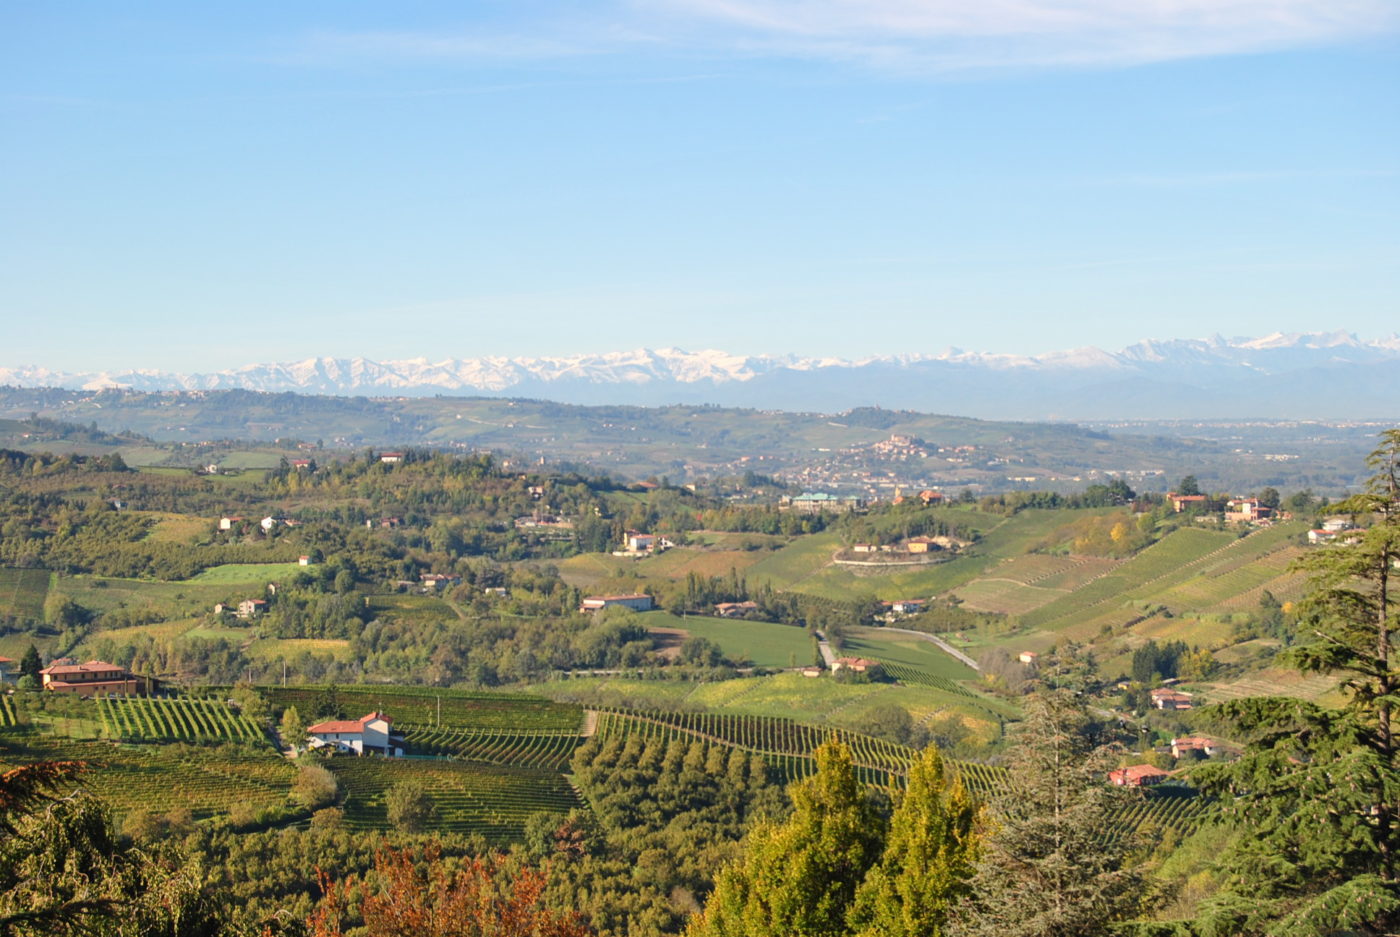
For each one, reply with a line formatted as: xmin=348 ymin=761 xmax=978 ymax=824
xmin=306 ymin=711 xmax=404 ymax=756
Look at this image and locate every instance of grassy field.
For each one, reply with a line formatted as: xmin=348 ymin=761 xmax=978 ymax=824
xmin=0 ymin=735 xmax=294 ymax=822
xmin=0 ymin=567 xmax=50 ymax=620
xmin=640 ymin=610 xmax=816 ymax=669
xmin=185 ymin=562 xmax=306 ymax=584
xmin=143 ymin=512 xmax=212 ymax=543
xmin=261 ymin=685 xmax=586 ymax=732
xmin=365 ymin=593 xmax=458 ymax=624
xmin=842 ymin=627 xmax=979 ymax=682
xmin=246 ymin=637 xmax=353 ymax=660
xmin=329 ymin=756 xmax=583 ymax=841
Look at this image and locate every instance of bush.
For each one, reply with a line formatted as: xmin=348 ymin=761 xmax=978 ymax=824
xmin=292 ymin=764 xmax=338 ymax=809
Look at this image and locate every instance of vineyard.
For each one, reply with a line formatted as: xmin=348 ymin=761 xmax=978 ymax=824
xmin=329 ymin=757 xmax=582 ymax=841
xmin=97 ymin=697 xmax=266 ymax=745
xmin=0 ymin=567 xmax=50 ymax=620
xmin=261 ymin=685 xmax=585 ymax=732
xmin=876 ymin=663 xmax=977 ymax=697
xmin=1105 ymin=787 xmax=1215 ymax=839
xmin=0 ymin=695 xmax=18 ymax=728
xmin=398 ymin=725 xmax=584 ymax=770
xmin=0 ymin=736 xmax=294 ymax=821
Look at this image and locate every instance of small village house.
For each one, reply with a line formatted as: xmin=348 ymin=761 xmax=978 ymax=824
xmin=831 ymin=657 xmax=880 ymax=674
xmin=1168 ymin=493 xmax=1210 ymax=513
xmin=714 ymin=601 xmax=758 ymax=618
xmin=1018 ymin=651 xmax=1039 ymax=665
xmin=218 ymin=516 xmax=244 ymax=531
xmin=306 ymin=711 xmax=404 ymax=756
xmin=624 ymin=531 xmax=656 ymax=552
xmin=378 ymin=452 xmax=404 ymax=464
xmin=40 ymin=659 xmax=144 ymax=697
xmin=891 ymin=599 xmax=926 ymax=615
xmin=580 ymin=594 xmax=655 ymax=613
xmin=1109 ymin=764 xmax=1171 ymax=787
xmin=1171 ymin=737 xmax=1217 ymax=759
xmin=1225 ymin=498 xmax=1271 ymax=523
xmin=237 ymin=598 xmax=267 ymax=619
xmin=1151 ymin=688 xmax=1194 ymax=711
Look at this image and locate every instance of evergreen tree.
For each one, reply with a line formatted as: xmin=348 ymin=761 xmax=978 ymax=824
xmin=687 ymin=739 xmax=884 ymax=937
xmin=18 ymin=644 xmax=40 ymax=680
xmin=951 ymin=687 xmax=1146 ymax=937
xmin=849 ymin=745 xmax=983 ymax=937
xmin=1190 ymin=429 xmax=1400 ymax=935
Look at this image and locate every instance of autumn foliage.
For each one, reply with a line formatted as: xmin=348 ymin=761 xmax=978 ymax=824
xmin=307 ymin=843 xmax=591 ymax=937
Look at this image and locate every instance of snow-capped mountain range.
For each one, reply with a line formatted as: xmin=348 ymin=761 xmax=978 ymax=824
xmin=5 ymin=331 xmax=1400 ymax=419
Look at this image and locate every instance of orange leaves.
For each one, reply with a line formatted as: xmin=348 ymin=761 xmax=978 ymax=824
xmin=308 ymin=843 xmax=591 ymax=937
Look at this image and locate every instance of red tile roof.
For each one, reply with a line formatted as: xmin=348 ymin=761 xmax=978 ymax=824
xmin=307 ymin=711 xmax=391 ymax=734
xmin=40 ymin=659 xmax=126 ymax=676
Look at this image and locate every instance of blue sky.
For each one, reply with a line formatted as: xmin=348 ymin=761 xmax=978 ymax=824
xmin=3 ymin=1 xmax=1397 ymax=372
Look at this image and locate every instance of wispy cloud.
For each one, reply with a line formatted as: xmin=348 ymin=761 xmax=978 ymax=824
xmin=277 ymin=0 xmax=1396 ymax=74
xmin=638 ymin=0 xmax=1397 ymax=72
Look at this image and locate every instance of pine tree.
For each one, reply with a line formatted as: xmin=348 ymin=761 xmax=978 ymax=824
xmin=951 ymin=687 xmax=1146 ymax=937
xmin=848 ymin=745 xmax=983 ymax=937
xmin=686 ymin=739 xmax=885 ymax=937
xmin=18 ymin=644 xmax=41 ymax=680
xmin=1190 ymin=428 xmax=1400 ymax=936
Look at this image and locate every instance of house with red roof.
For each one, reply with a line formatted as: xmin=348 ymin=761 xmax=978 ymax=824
xmin=39 ymin=659 xmax=144 ymax=697
xmin=306 ymin=711 xmax=404 ymax=756
xmin=1108 ymin=764 xmax=1171 ymax=787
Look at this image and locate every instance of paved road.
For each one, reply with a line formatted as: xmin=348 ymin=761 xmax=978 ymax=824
xmin=814 ymin=631 xmax=837 ymax=668
xmin=880 ymin=627 xmax=981 ymax=671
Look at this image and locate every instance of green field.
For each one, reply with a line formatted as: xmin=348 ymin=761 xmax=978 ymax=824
xmin=365 ymin=593 xmax=458 ymax=623
xmin=0 ymin=567 xmax=51 ymax=620
xmin=641 ymin=609 xmax=815 ymax=669
xmin=329 ymin=757 xmax=582 ymax=841
xmin=398 ymin=726 xmax=584 ymax=769
xmin=97 ymin=696 xmax=267 ymax=745
xmin=185 ymin=562 xmax=306 ymax=584
xmin=0 ymin=736 xmax=293 ymax=822
xmin=261 ymin=685 xmax=585 ymax=732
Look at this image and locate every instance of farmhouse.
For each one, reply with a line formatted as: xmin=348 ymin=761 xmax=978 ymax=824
xmin=781 ymin=492 xmax=865 ymax=515
xmin=1018 ymin=651 xmax=1039 ymax=665
xmin=919 ymin=489 xmax=944 ymax=505
xmin=1171 ymin=737 xmax=1217 ymax=758
xmin=624 ymin=531 xmax=656 ymax=552
xmin=237 ymin=599 xmax=267 ymax=619
xmin=218 ymin=516 xmax=245 ymax=531
xmin=714 ymin=601 xmax=758 ymax=618
xmin=580 ymin=594 xmax=655 ymax=613
xmin=890 ymin=599 xmax=926 ymax=615
xmin=1108 ymin=764 xmax=1171 ymax=787
xmin=290 ymin=458 xmax=312 ymax=470
xmin=379 ymin=452 xmax=404 ymax=464
xmin=1151 ymin=688 xmax=1194 ymax=711
xmin=420 ymin=572 xmax=460 ymax=590
xmin=1168 ymin=493 xmax=1211 ymax=513
xmin=40 ymin=659 xmax=144 ymax=697
xmin=306 ymin=711 xmax=404 ymax=756
xmin=831 ymin=657 xmax=880 ymax=674
xmin=1224 ymin=498 xmax=1271 ymax=523
xmin=905 ymin=537 xmax=938 ymax=554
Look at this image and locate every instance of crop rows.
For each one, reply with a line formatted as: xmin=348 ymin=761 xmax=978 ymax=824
xmin=328 ymin=757 xmax=581 ymax=842
xmin=261 ymin=685 xmax=583 ymax=731
xmin=398 ymin=725 xmax=584 ymax=770
xmin=0 ymin=696 xmax=17 ymax=728
xmin=878 ymin=664 xmax=976 ymax=697
xmin=97 ymin=697 xmax=265 ymax=745
xmin=1104 ymin=788 xmax=1214 ymax=840
xmin=593 ymin=709 xmax=1005 ymax=796
xmin=0 ymin=736 xmax=293 ymax=821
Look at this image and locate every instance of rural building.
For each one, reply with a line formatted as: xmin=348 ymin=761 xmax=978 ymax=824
xmin=298 ymin=555 xmax=312 ymax=566
xmin=237 ymin=599 xmax=267 ymax=619
xmin=1151 ymin=688 xmax=1194 ymax=711
xmin=1168 ymin=493 xmax=1211 ymax=513
xmin=40 ymin=659 xmax=144 ymax=696
xmin=891 ymin=599 xmax=926 ymax=614
xmin=420 ymin=573 xmax=460 ymax=590
xmin=801 ymin=667 xmax=824 ymax=678
xmin=905 ymin=537 xmax=938 ymax=554
xmin=1018 ymin=651 xmax=1039 ymax=665
xmin=714 ymin=601 xmax=758 ymax=618
xmin=624 ymin=531 xmax=656 ymax=552
xmin=290 ymin=459 xmax=312 ymax=469
xmin=306 ymin=711 xmax=404 ymax=756
xmin=1321 ymin=516 xmax=1353 ymax=532
xmin=378 ymin=452 xmax=404 ymax=464
xmin=1171 ymin=737 xmax=1217 ymax=758
xmin=218 ymin=516 xmax=245 ymax=530
xmin=1308 ymin=529 xmax=1339 ymax=544
xmin=782 ymin=492 xmax=864 ymax=514
xmin=919 ymin=489 xmax=944 ymax=505
xmin=1108 ymin=764 xmax=1171 ymax=787
xmin=1224 ymin=498 xmax=1271 ymax=523
xmin=831 ymin=657 xmax=880 ymax=674
xmin=580 ymin=594 xmax=655 ymax=613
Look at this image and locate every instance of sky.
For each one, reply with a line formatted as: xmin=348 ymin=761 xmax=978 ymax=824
xmin=2 ymin=1 xmax=1398 ymax=372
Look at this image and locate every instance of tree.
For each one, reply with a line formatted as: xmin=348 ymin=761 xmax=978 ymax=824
xmin=308 ymin=843 xmax=590 ymax=937
xmin=385 ymin=779 xmax=436 ymax=833
xmin=687 ymin=739 xmax=885 ymax=937
xmin=292 ymin=764 xmax=338 ymax=810
xmin=1176 ymin=475 xmax=1201 ymax=496
xmin=1191 ymin=429 xmax=1400 ymax=935
xmin=848 ymin=746 xmax=983 ymax=937
xmin=951 ymin=687 xmax=1147 ymax=937
xmin=279 ymin=706 xmax=305 ymax=751
xmin=18 ymin=645 xmax=40 ymax=681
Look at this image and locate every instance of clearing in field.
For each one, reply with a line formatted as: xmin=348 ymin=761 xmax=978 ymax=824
xmin=640 ymin=609 xmax=815 ymax=669
xmin=247 ymin=637 xmax=353 ymax=661
xmin=0 ymin=567 xmax=50 ymax=620
xmin=143 ymin=512 xmax=212 ymax=543
xmin=184 ymin=562 xmax=306 ymax=583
